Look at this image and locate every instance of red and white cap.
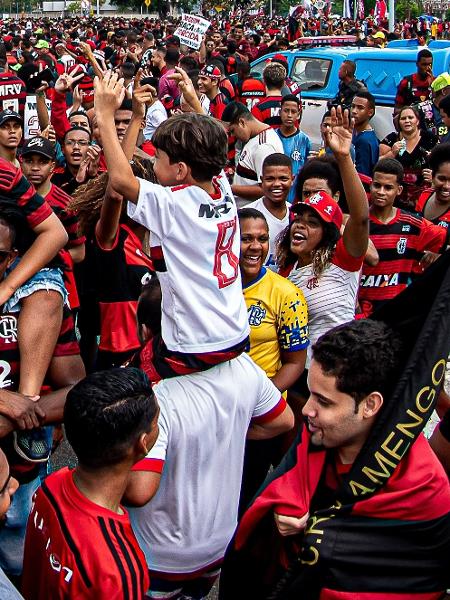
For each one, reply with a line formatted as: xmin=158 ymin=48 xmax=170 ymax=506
xmin=291 ymin=191 xmax=343 ymax=231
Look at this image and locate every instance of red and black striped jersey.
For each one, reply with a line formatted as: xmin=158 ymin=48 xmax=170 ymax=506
xmin=22 ymin=467 xmax=149 ymax=600
xmin=45 ymin=183 xmax=85 ymax=248
xmin=251 ymin=95 xmax=283 ymax=128
xmin=45 ymin=183 xmax=85 ymax=309
xmin=93 ymin=224 xmax=153 ymax=354
xmin=0 ymin=303 xmax=79 ymax=481
xmin=236 ymin=77 xmax=266 ymax=110
xmin=209 ymin=91 xmax=229 ymax=120
xmin=0 ymin=156 xmax=52 ymax=228
xmin=219 ymin=78 xmax=236 ymax=102
xmin=0 ymin=71 xmax=26 ymax=119
xmin=358 ymin=209 xmax=446 ymax=316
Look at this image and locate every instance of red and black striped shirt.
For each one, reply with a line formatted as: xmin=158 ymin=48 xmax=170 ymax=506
xmin=251 ymin=95 xmax=283 ymax=128
xmin=0 ymin=71 xmax=26 ymax=119
xmin=0 ymin=303 xmax=79 ymax=482
xmin=22 ymin=467 xmax=149 ymax=600
xmin=93 ymin=224 xmax=153 ymax=354
xmin=0 ymin=156 xmax=52 ymax=228
xmin=359 ymin=209 xmax=446 ymax=316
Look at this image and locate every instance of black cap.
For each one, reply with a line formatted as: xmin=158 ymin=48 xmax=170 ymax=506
xmin=21 ymin=136 xmax=55 ymax=160
xmin=0 ymin=109 xmax=22 ymax=127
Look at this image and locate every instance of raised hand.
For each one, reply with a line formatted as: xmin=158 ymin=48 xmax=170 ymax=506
xmin=94 ymin=70 xmax=125 ymax=119
xmin=132 ymin=69 xmax=157 ymax=119
xmin=55 ymin=70 xmax=84 ymax=94
xmin=323 ymin=105 xmax=354 ymax=159
xmin=168 ymin=67 xmax=198 ymax=108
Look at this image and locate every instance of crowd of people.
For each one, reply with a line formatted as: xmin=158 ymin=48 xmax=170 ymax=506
xmin=0 ymin=10 xmax=447 ymax=600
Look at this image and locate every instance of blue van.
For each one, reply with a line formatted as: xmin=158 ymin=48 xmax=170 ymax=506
xmin=250 ymin=43 xmax=450 ymax=147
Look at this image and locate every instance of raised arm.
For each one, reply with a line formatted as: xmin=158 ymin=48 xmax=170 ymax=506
xmin=94 ymin=71 xmax=140 ymax=202
xmin=121 ymin=69 xmax=156 ymax=162
xmin=168 ymin=67 xmax=205 ymax=115
xmin=0 ymin=212 xmax=68 ymax=306
xmin=325 ymin=106 xmax=369 ymax=258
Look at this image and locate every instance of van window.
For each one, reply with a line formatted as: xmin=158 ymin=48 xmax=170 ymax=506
xmin=292 ymin=57 xmax=331 ymax=90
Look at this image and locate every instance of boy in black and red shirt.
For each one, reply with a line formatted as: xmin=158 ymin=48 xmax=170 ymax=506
xmin=251 ymin=61 xmax=286 ymax=128
xmin=359 ymin=158 xmax=446 ymax=317
xmin=22 ymin=368 xmax=159 ymax=600
xmin=20 ymin=136 xmax=85 ymax=310
xmin=395 ymin=48 xmax=434 ymax=110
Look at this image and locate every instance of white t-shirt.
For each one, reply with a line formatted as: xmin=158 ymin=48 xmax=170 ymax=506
xmin=246 ymin=197 xmax=289 ymax=268
xmin=233 ymin=128 xmax=284 ymax=208
xmin=143 ymin=100 xmax=167 ymax=140
xmin=129 ymin=353 xmax=284 ymax=574
xmin=128 ymin=173 xmax=249 ymax=353
xmin=287 ymin=238 xmax=363 ymax=366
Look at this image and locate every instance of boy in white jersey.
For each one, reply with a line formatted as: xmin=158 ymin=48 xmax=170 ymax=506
xmin=247 ymin=153 xmax=292 ymax=269
xmin=94 ymin=72 xmax=249 ymax=381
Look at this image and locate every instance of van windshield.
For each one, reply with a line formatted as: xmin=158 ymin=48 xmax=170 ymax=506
xmin=292 ymin=57 xmax=331 ymax=90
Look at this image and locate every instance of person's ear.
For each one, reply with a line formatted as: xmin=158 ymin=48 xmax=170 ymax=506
xmin=136 ymin=431 xmax=150 ymax=457
xmin=333 ymin=190 xmax=340 ymax=203
xmin=361 ymin=391 xmax=383 ymax=418
xmin=176 ymin=161 xmax=189 ymax=182
xmin=50 ymin=160 xmax=55 ymax=175
xmin=396 ymin=184 xmax=403 ymax=197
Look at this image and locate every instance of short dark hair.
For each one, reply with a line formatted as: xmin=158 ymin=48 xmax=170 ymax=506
xmin=353 ymin=90 xmax=376 ymax=112
xmin=165 ymin=47 xmax=180 ymax=66
xmin=152 ymin=113 xmax=227 ymax=181
xmin=295 ymin=156 xmax=342 ymax=199
xmin=0 ymin=202 xmax=31 ymax=253
xmin=281 ymin=94 xmax=300 ymax=107
xmin=439 ymin=94 xmax=450 ymax=118
xmin=69 ymin=110 xmax=90 ymax=122
xmin=238 ymin=207 xmax=268 ymax=227
xmin=64 ymin=368 xmax=158 ymax=469
xmin=221 ymin=101 xmax=252 ymax=124
xmin=63 ymin=126 xmax=91 ymax=143
xmin=429 ymin=143 xmax=450 ymax=176
xmin=417 ymin=48 xmax=432 ymax=62
xmin=262 ymin=152 xmax=292 ymax=173
xmin=179 ymin=55 xmax=198 ymax=71
xmin=118 ymin=98 xmax=132 ymax=112
xmin=312 ymin=320 xmax=403 ymax=407
xmin=343 ymin=59 xmax=356 ymax=77
xmin=373 ymin=158 xmax=404 ymax=184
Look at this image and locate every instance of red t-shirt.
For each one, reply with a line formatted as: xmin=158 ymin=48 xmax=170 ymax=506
xmin=22 ymin=468 xmax=149 ymax=600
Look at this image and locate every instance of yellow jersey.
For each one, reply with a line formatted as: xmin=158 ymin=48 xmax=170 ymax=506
xmin=243 ymin=267 xmax=309 ymax=379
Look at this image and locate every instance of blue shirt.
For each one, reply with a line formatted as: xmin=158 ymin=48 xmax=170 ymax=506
xmin=352 ymin=129 xmax=379 ymax=177
xmin=277 ymin=128 xmax=311 ymax=202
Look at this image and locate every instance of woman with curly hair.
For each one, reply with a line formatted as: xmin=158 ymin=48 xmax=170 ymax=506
xmin=69 ymin=157 xmax=155 ymax=370
xmin=277 ymin=108 xmax=369 ymax=374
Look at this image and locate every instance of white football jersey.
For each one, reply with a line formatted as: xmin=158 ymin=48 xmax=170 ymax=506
xmin=233 ymin=128 xmax=284 ymax=208
xmin=129 ymin=353 xmax=284 ymax=574
xmin=128 ymin=173 xmax=249 ymax=353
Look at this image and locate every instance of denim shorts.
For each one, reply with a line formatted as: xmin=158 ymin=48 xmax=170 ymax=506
xmin=4 ymin=259 xmax=67 ymax=314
